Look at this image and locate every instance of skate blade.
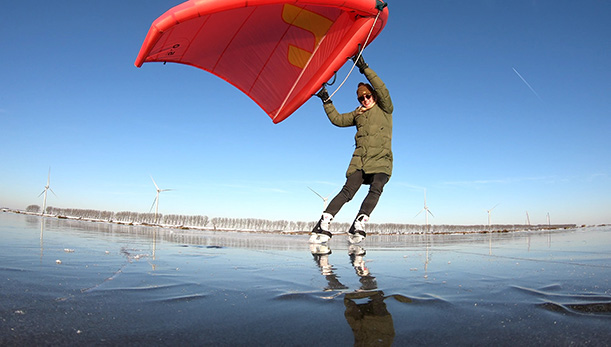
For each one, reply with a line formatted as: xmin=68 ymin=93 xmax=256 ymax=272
xmin=309 ymin=233 xmax=330 ymax=244
xmin=348 ymin=233 xmax=365 ymax=244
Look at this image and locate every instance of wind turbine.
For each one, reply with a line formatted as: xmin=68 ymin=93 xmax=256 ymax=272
xmin=546 ymin=212 xmax=550 ymax=226
xmin=308 ymin=186 xmax=332 ymax=210
xmin=38 ymin=168 xmax=56 ymax=215
xmin=415 ymin=189 xmax=434 ymax=227
xmin=525 ymin=211 xmax=531 ymax=225
xmin=487 ymin=203 xmax=499 ymax=227
xmin=150 ymin=176 xmax=173 ymax=224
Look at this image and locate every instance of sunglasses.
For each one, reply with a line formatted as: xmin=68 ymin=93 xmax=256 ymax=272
xmin=358 ymin=94 xmax=373 ymax=102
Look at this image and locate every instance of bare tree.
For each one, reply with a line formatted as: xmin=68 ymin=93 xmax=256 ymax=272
xmin=26 ymin=205 xmax=41 ymax=213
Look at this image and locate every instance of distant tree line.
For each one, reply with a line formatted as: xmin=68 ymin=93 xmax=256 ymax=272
xmin=22 ymin=206 xmax=576 ymax=234
xmin=26 ymin=205 xmax=41 ymax=213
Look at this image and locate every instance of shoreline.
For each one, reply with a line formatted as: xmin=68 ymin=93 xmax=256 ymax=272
xmin=2 ymin=208 xmax=589 ymax=236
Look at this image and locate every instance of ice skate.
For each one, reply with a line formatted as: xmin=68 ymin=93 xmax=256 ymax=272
xmin=309 ymin=212 xmax=333 ymax=244
xmin=348 ymin=214 xmax=369 ymax=244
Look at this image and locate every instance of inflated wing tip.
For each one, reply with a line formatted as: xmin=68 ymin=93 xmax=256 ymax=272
xmin=375 ymin=0 xmax=388 ymax=11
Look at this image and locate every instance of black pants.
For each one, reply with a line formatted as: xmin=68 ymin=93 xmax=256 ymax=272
xmin=325 ymin=170 xmax=390 ymax=218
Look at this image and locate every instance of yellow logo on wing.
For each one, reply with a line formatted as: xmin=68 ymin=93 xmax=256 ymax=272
xmin=282 ymin=4 xmax=333 ymax=69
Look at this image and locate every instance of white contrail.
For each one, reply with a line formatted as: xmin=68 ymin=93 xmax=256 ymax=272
xmin=512 ymin=67 xmax=542 ymax=101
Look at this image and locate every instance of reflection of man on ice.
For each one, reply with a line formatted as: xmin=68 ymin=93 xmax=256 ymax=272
xmin=310 ymin=245 xmax=395 ymax=346
xmin=344 ymin=291 xmax=395 ymax=347
xmin=310 ymin=53 xmax=393 ymax=245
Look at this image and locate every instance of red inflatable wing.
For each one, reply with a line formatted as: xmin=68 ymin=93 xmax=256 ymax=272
xmin=135 ymin=0 xmax=388 ymax=123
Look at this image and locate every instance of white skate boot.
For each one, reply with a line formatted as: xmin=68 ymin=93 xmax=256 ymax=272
xmin=348 ymin=214 xmax=369 ymax=244
xmin=309 ymin=212 xmax=333 ymax=244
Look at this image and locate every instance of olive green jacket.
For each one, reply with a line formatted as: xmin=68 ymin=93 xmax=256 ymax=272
xmin=324 ymin=67 xmax=393 ymax=178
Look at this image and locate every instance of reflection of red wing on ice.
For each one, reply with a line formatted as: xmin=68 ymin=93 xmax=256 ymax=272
xmin=135 ymin=0 xmax=389 ymax=123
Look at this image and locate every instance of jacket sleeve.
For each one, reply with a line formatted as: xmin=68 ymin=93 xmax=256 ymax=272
xmin=364 ymin=67 xmax=393 ymax=114
xmin=324 ymin=102 xmax=358 ymax=127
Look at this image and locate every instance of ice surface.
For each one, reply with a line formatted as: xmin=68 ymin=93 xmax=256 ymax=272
xmin=1 ymin=212 xmax=609 ymax=345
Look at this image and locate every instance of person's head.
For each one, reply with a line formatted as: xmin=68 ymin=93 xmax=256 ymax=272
xmin=356 ymin=83 xmax=376 ymax=109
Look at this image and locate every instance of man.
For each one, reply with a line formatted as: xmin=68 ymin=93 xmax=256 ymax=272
xmin=310 ymin=54 xmax=393 ymax=244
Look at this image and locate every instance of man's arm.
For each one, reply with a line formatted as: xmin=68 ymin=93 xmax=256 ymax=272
xmin=364 ymin=67 xmax=393 ymax=114
xmin=315 ymin=85 xmax=356 ymax=127
xmin=325 ymin=102 xmax=357 ymax=127
xmin=353 ymin=54 xmax=393 ymax=114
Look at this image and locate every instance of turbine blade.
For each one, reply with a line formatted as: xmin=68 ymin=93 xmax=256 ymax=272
xmin=49 ymin=188 xmax=57 ymax=197
xmin=38 ymin=190 xmax=46 ymax=197
xmin=150 ymin=176 xmax=160 ymax=191
xmin=427 ymin=210 xmax=435 ymax=218
xmin=149 ymin=197 xmax=158 ymax=213
xmin=415 ymin=209 xmax=424 ymax=218
xmin=308 ymin=186 xmax=324 ymax=200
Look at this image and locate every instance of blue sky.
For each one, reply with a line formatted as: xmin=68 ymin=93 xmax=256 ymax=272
xmin=1 ymin=1 xmax=609 ymax=226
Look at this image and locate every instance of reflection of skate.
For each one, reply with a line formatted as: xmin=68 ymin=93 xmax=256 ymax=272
xmin=349 ymin=245 xmax=368 ymax=276
xmin=349 ymin=245 xmax=377 ymax=291
xmin=348 ymin=244 xmax=366 ymax=256
xmin=344 ymin=291 xmax=395 ymax=346
xmin=309 ymin=244 xmax=331 ymax=256
xmin=309 ymin=232 xmax=331 ymax=244
xmin=348 ymin=232 xmax=365 ymax=244
xmin=310 ymin=244 xmax=348 ymax=291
